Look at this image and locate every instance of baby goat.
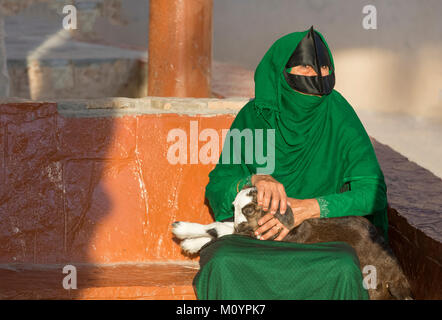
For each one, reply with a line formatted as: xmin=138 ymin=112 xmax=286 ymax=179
xmin=172 ymin=187 xmax=412 ymax=300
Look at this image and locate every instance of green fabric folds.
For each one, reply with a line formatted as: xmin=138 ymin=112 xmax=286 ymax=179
xmin=205 ymin=28 xmax=388 ymax=238
xmin=194 ymin=235 xmax=369 ymax=300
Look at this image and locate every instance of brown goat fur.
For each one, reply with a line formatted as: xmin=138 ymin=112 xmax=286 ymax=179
xmin=235 ymin=187 xmax=413 ymax=300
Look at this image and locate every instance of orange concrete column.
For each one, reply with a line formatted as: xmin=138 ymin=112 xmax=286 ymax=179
xmin=148 ymin=0 xmax=212 ymax=98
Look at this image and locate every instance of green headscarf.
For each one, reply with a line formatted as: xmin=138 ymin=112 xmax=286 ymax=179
xmin=206 ymin=28 xmax=388 ymax=236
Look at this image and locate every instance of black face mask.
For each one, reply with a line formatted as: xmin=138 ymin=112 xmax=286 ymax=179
xmin=283 ymin=26 xmax=335 ymax=96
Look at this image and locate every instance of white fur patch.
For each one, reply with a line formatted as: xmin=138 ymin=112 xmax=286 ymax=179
xmin=211 ymin=221 xmax=234 ymax=237
xmin=181 ymin=237 xmax=212 ymax=254
xmin=172 ymin=222 xmax=209 ymax=239
xmin=232 ymin=187 xmax=256 ymax=227
xmin=172 ymin=221 xmax=234 ymax=240
xmin=171 ymin=187 xmax=256 ymax=255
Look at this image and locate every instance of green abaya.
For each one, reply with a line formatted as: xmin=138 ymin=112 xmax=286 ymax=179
xmin=195 ymin=28 xmax=388 ymax=300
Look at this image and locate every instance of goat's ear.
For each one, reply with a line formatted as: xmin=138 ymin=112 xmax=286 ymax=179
xmin=247 ymin=188 xmax=258 ymax=203
xmin=245 ymin=186 xmax=257 ymax=194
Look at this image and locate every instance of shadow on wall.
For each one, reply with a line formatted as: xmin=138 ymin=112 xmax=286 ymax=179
xmin=0 ymin=102 xmax=115 ymax=299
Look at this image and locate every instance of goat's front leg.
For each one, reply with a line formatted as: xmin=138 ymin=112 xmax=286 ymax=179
xmin=180 ymin=237 xmax=213 ymax=254
xmin=172 ymin=221 xmax=234 ymax=240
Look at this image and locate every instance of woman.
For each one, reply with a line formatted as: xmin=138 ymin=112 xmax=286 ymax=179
xmin=194 ymin=27 xmax=388 ymax=300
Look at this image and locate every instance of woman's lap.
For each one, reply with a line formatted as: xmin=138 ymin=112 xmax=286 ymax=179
xmin=193 ymin=234 xmax=369 ymax=300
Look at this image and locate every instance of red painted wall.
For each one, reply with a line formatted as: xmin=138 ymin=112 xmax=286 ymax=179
xmin=0 ymin=102 xmax=235 ymax=264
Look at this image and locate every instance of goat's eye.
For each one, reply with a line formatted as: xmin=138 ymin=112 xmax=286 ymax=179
xmin=242 ymin=204 xmax=255 ymax=217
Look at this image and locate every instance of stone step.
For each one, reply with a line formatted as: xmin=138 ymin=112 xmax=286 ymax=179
xmin=0 ymin=262 xmax=199 ymax=299
xmin=6 ymin=33 xmax=254 ymax=101
xmin=6 ymin=29 xmax=148 ymax=100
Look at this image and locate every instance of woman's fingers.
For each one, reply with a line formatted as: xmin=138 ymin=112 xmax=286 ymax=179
xmin=255 ymin=214 xmax=276 ymax=236
xmin=277 ymin=184 xmax=287 ymax=214
xmin=253 ymin=175 xmax=285 ymax=210
xmin=254 ymin=179 xmax=287 ymax=214
xmin=250 ymin=177 xmax=291 ymax=241
xmin=269 ymin=190 xmax=280 ymax=214
xmin=255 ymin=216 xmax=290 ymax=241
xmin=260 ymin=221 xmax=283 ymax=240
xmin=274 ymin=227 xmax=290 ymax=241
xmin=258 ymin=212 xmax=274 ymax=225
xmin=257 ymin=184 xmax=264 ymax=207
xmin=262 ymin=187 xmax=272 ymax=212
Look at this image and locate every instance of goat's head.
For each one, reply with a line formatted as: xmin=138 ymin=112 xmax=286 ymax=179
xmin=232 ymin=187 xmax=295 ymax=236
xmin=232 ymin=187 xmax=261 ymax=229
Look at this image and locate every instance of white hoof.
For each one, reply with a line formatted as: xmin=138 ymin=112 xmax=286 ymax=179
xmin=172 ymin=221 xmax=208 ymax=239
xmin=181 ymin=237 xmax=212 ymax=254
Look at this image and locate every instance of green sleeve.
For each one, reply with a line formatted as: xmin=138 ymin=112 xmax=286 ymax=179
xmin=316 ymin=178 xmax=387 ymax=218
xmin=315 ymin=178 xmax=389 ymax=239
xmin=205 ymin=166 xmax=253 ymax=222
xmin=205 ymin=101 xmax=257 ymax=221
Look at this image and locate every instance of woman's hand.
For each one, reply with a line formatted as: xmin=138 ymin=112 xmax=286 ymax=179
xmin=251 ymin=174 xmax=288 ymax=215
xmin=254 ymin=197 xmax=321 ymax=241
